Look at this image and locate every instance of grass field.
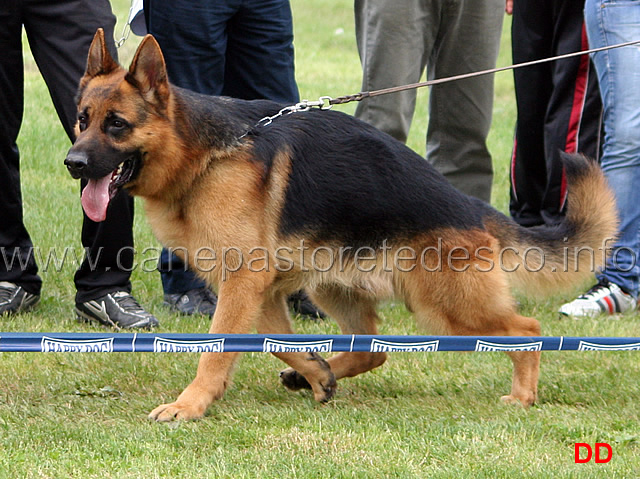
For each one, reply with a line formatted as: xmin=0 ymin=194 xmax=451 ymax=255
xmin=1 ymin=1 xmax=640 ymax=477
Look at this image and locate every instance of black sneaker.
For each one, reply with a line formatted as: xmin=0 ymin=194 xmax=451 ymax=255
xmin=76 ymin=291 xmax=159 ymax=329
xmin=288 ymin=290 xmax=326 ymax=320
xmin=164 ymin=287 xmax=217 ymax=316
xmin=0 ymin=281 xmax=40 ymax=315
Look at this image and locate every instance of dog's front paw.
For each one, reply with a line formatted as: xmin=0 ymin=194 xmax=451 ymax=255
xmin=148 ymin=401 xmax=206 ymax=422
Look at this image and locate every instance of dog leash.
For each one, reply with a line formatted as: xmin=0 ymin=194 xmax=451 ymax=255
xmin=326 ymin=39 xmax=640 ymax=108
xmin=241 ymin=38 xmax=640 ymax=138
xmin=271 ymin=38 xmax=640 ymax=118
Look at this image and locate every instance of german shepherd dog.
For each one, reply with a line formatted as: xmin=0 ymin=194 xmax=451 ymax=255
xmin=65 ymin=30 xmax=617 ymax=421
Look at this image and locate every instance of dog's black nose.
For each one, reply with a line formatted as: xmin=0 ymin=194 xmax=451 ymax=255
xmin=64 ymin=151 xmax=88 ymax=178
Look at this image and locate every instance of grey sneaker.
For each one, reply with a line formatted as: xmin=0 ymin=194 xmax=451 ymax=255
xmin=0 ymin=281 xmax=40 ymax=315
xmin=76 ymin=291 xmax=159 ymax=329
xmin=164 ymin=287 xmax=217 ymax=316
xmin=559 ymin=281 xmax=637 ymax=318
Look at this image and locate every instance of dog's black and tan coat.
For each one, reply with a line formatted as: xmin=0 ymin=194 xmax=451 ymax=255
xmin=65 ymin=30 xmax=618 ymax=421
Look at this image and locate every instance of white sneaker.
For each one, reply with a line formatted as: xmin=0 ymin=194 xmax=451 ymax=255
xmin=559 ymin=281 xmax=637 ymax=318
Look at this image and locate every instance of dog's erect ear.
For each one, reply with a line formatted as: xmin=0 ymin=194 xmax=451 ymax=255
xmin=86 ymin=28 xmax=119 ymax=77
xmin=126 ymin=34 xmax=170 ymax=108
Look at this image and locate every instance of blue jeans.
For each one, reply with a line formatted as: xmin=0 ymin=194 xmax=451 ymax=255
xmin=585 ymin=0 xmax=640 ymax=296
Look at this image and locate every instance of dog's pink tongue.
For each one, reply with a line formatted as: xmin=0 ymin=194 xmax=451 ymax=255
xmin=81 ymin=175 xmax=112 ymax=222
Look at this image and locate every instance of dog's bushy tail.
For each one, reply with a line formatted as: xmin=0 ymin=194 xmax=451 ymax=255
xmin=484 ymin=153 xmax=618 ymax=297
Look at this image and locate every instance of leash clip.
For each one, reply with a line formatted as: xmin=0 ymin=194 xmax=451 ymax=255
xmin=240 ymin=96 xmax=335 ymax=139
xmin=295 ymin=96 xmax=334 ymax=111
xmin=255 ymin=96 xmax=334 ymax=128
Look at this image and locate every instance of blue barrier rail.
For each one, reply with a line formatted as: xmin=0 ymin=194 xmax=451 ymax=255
xmin=2 ymin=332 xmax=640 ymax=353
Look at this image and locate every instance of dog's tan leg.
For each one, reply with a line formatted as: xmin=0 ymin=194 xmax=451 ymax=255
xmin=256 ymin=293 xmax=337 ymax=402
xmin=279 ymin=285 xmax=386 ymax=391
xmin=407 ymin=265 xmax=541 ymax=407
xmin=148 ymin=274 xmax=269 ymax=422
xmin=452 ymin=313 xmax=541 ymax=407
xmin=499 ymin=315 xmax=541 ymax=407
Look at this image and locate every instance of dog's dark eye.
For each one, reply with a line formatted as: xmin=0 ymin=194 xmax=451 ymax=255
xmin=78 ymin=114 xmax=88 ymax=132
xmin=107 ymin=117 xmax=129 ymax=134
xmin=106 ymin=117 xmax=130 ymax=138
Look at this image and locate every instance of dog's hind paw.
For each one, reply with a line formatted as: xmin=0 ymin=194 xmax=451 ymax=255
xmin=500 ymin=394 xmax=535 ymax=408
xmin=280 ymin=368 xmax=337 ymax=403
xmin=280 ymin=368 xmax=312 ymax=390
xmin=148 ymin=401 xmax=206 ymax=422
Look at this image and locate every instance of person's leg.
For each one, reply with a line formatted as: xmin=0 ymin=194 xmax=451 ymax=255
xmin=26 ymin=0 xmax=156 ymax=327
xmin=223 ymin=0 xmax=299 ymax=103
xmin=511 ymin=0 xmax=602 ymax=226
xmin=0 ymin=1 xmax=42 ymax=294
xmin=426 ymin=0 xmax=503 ymax=202
xmin=539 ymin=0 xmax=602 ymax=226
xmin=0 ymin=1 xmax=41 ymax=310
xmin=146 ymin=0 xmax=234 ymax=96
xmin=509 ymin=0 xmax=554 ymax=225
xmin=559 ymin=0 xmax=640 ymax=317
xmin=353 ymin=0 xmax=433 ymax=143
xmin=588 ymin=0 xmax=640 ymax=296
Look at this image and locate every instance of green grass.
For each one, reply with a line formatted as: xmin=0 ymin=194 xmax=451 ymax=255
xmin=1 ymin=1 xmax=639 ymax=477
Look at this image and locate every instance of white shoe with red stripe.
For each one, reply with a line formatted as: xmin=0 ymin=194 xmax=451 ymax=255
xmin=559 ymin=281 xmax=637 ymax=318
